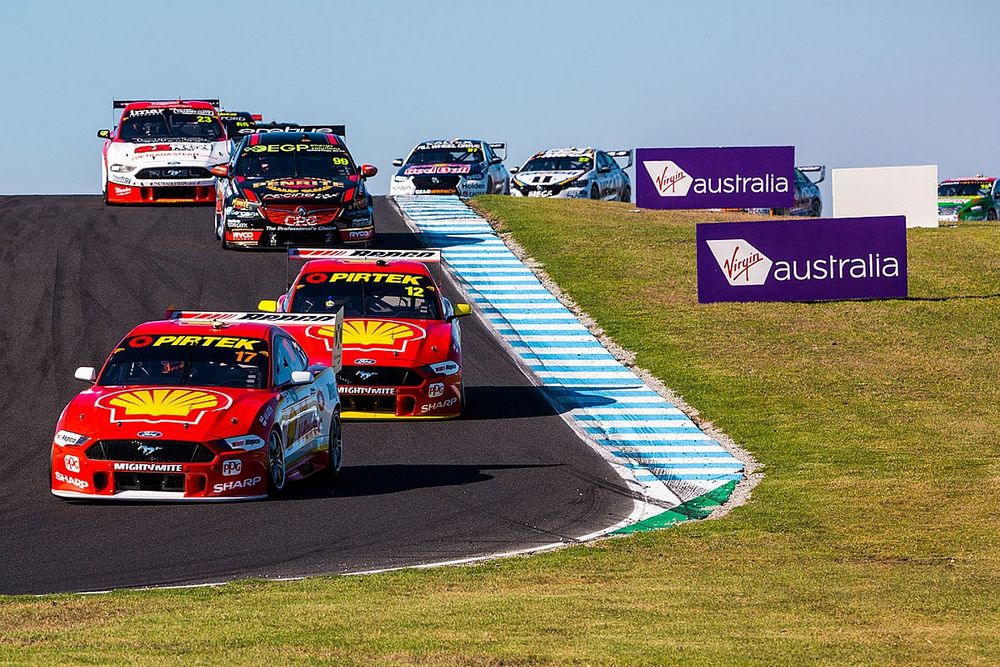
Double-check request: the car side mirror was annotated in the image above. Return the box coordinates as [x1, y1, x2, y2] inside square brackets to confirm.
[97, 129, 111, 139]
[257, 299, 278, 312]
[510, 166, 520, 174]
[449, 303, 472, 320]
[360, 164, 378, 178]
[392, 158, 403, 167]
[209, 164, 230, 178]
[74, 366, 97, 383]
[598, 165, 611, 173]
[289, 370, 313, 386]
[490, 156, 503, 165]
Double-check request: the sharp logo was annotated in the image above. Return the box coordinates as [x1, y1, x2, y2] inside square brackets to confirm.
[55, 471, 89, 490]
[213, 476, 262, 493]
[643, 160, 691, 197]
[705, 239, 773, 286]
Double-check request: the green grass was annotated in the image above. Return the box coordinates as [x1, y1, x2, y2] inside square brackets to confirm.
[3, 199, 999, 665]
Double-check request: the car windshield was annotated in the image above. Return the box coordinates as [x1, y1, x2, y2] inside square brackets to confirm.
[290, 272, 442, 319]
[118, 109, 224, 142]
[407, 148, 483, 165]
[99, 335, 269, 389]
[521, 156, 593, 172]
[938, 182, 991, 197]
[235, 144, 356, 179]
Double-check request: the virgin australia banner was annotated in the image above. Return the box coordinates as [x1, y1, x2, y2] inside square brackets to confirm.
[696, 216, 908, 303]
[636, 146, 795, 210]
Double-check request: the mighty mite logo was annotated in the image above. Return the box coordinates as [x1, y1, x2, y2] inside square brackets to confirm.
[96, 388, 233, 425]
[308, 320, 426, 354]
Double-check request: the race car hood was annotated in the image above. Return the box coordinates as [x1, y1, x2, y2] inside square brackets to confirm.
[397, 163, 483, 178]
[513, 169, 588, 186]
[938, 196, 984, 207]
[107, 140, 229, 166]
[239, 176, 351, 204]
[60, 385, 273, 442]
[289, 318, 455, 368]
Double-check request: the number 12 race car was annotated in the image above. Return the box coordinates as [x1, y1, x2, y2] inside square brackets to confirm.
[98, 99, 232, 205]
[212, 128, 378, 250]
[253, 248, 472, 420]
[51, 313, 344, 501]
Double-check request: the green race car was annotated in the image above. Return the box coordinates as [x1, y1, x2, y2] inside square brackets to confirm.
[938, 177, 999, 222]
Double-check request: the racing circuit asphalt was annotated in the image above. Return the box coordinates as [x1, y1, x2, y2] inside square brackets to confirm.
[0, 195, 636, 595]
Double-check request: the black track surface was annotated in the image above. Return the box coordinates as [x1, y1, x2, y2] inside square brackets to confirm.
[0, 196, 635, 595]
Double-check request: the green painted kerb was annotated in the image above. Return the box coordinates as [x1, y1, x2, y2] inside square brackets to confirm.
[614, 480, 738, 534]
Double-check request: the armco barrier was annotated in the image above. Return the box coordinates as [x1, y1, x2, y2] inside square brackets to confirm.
[393, 195, 744, 530]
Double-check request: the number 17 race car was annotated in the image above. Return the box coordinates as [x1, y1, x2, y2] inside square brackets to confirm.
[51, 312, 344, 501]
[251, 248, 472, 420]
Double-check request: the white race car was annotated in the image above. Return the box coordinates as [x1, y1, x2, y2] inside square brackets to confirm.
[389, 139, 510, 197]
[510, 148, 632, 201]
[98, 99, 231, 204]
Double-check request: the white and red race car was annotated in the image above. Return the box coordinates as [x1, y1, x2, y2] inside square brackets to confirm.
[98, 99, 231, 204]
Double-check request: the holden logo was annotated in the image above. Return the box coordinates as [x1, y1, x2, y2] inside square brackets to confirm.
[643, 160, 692, 197]
[431, 177, 440, 184]
[296, 206, 307, 217]
[137, 444, 162, 457]
[705, 239, 773, 286]
[137, 431, 162, 438]
[355, 358, 377, 365]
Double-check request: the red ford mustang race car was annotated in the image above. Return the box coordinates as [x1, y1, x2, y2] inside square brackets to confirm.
[253, 248, 472, 420]
[98, 99, 232, 205]
[51, 314, 343, 502]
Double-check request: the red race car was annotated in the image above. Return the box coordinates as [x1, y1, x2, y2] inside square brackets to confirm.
[51, 313, 343, 502]
[254, 248, 472, 420]
[98, 99, 231, 205]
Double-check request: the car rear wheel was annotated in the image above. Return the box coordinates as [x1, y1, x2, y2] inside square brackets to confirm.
[326, 411, 343, 479]
[621, 185, 631, 203]
[591, 184, 600, 200]
[988, 209, 998, 221]
[811, 200, 822, 217]
[267, 429, 287, 497]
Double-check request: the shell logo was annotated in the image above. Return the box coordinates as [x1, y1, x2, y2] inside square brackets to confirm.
[308, 319, 425, 354]
[96, 388, 233, 425]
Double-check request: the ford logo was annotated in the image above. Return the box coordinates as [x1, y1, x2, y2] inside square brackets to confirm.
[355, 358, 377, 365]
[137, 431, 162, 438]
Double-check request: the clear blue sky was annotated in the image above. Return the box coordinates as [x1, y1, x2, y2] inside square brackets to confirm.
[1, 0, 996, 198]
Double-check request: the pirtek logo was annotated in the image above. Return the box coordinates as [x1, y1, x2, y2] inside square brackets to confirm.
[705, 239, 772, 286]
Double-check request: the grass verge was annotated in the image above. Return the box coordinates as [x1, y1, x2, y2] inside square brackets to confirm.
[2, 198, 998, 665]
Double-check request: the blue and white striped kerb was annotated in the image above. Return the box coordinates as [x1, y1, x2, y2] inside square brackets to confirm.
[394, 195, 743, 515]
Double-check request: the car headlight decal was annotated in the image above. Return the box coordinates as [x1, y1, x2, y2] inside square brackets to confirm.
[54, 430, 90, 447]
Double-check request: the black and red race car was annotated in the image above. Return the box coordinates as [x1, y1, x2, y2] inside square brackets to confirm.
[211, 128, 377, 250]
[51, 313, 344, 501]
[255, 248, 472, 420]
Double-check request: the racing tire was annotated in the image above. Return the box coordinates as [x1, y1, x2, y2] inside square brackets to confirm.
[459, 382, 467, 417]
[621, 185, 631, 203]
[590, 184, 600, 200]
[811, 201, 822, 218]
[267, 429, 287, 498]
[988, 209, 998, 221]
[326, 410, 343, 479]
[486, 178, 493, 195]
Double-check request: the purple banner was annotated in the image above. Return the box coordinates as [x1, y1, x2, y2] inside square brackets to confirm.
[696, 216, 908, 303]
[636, 146, 795, 210]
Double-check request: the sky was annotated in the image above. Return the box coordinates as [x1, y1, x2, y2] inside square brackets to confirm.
[1, 0, 997, 200]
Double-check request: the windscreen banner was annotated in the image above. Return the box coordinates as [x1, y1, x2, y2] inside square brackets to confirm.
[637, 146, 795, 210]
[696, 216, 908, 303]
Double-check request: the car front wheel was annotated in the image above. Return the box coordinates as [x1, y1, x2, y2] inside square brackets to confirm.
[326, 411, 343, 479]
[267, 429, 287, 497]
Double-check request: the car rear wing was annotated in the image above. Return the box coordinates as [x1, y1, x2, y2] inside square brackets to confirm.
[798, 165, 826, 184]
[165, 309, 344, 373]
[488, 142, 507, 160]
[247, 122, 346, 137]
[607, 149, 634, 169]
[287, 248, 442, 262]
[219, 110, 262, 139]
[113, 99, 220, 109]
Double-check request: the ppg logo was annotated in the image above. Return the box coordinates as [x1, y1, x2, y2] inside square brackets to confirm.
[222, 459, 243, 477]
